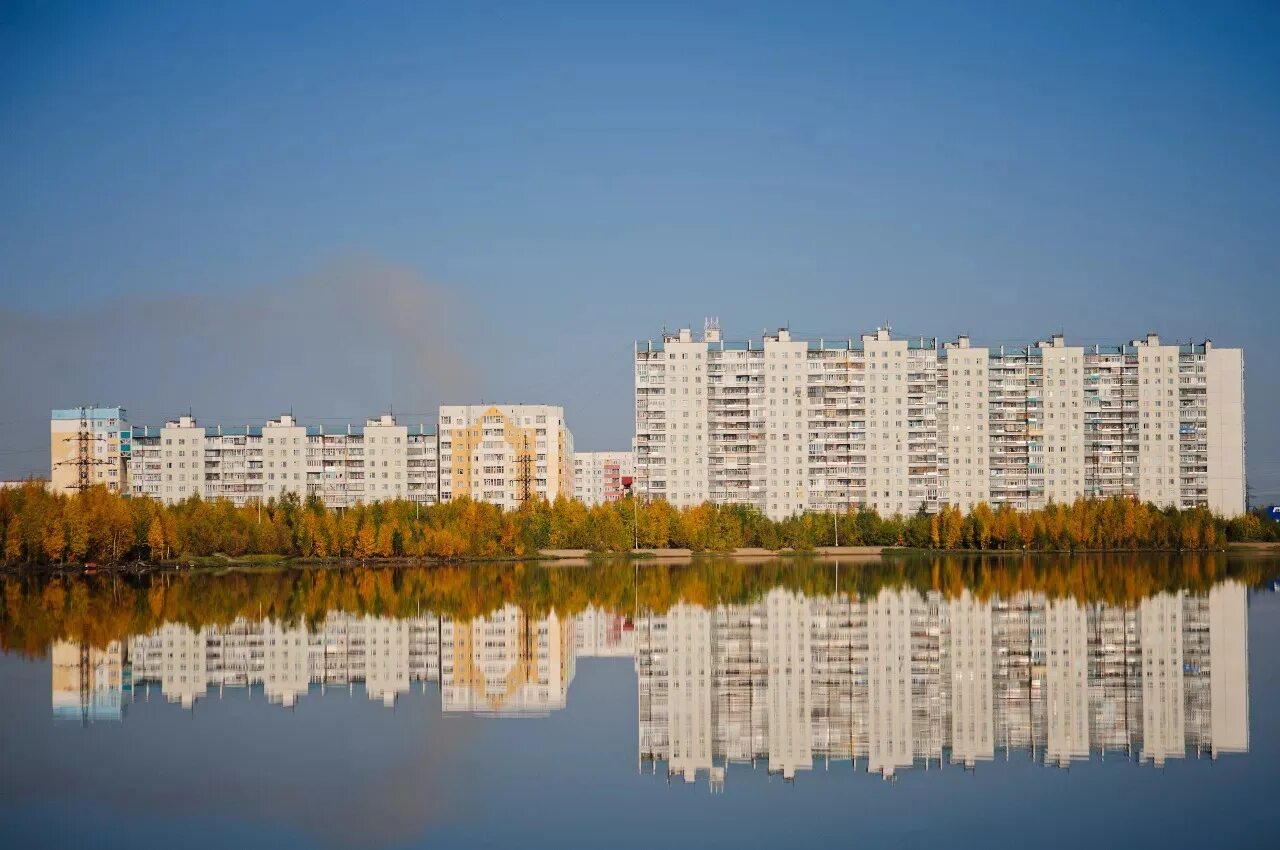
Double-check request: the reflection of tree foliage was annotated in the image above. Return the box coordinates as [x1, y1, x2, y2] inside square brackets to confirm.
[3, 553, 1274, 656]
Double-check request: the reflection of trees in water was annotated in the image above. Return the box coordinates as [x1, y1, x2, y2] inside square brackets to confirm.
[1, 552, 1274, 656]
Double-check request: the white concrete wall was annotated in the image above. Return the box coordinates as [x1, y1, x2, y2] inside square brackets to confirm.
[661, 333, 710, 508]
[159, 416, 204, 502]
[863, 329, 914, 516]
[363, 415, 409, 502]
[1041, 339, 1086, 505]
[941, 339, 990, 510]
[763, 330, 809, 518]
[1206, 346, 1245, 515]
[1138, 338, 1182, 507]
[262, 415, 308, 503]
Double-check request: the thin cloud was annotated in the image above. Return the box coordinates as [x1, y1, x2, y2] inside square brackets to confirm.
[0, 258, 478, 477]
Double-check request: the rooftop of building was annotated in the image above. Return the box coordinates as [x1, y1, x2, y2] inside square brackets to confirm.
[51, 406, 126, 421]
[126, 420, 436, 439]
[636, 327, 1224, 357]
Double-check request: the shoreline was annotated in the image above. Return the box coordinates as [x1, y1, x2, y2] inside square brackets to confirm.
[3, 541, 1276, 576]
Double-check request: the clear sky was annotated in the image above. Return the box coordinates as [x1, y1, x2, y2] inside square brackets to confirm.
[2, 1, 1278, 500]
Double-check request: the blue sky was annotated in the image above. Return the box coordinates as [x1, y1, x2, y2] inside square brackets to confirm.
[2, 1, 1278, 500]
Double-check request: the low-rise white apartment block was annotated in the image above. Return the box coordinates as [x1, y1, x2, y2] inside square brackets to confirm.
[73, 403, 577, 511]
[438, 404, 574, 508]
[126, 413, 438, 508]
[636, 324, 1246, 519]
[573, 450, 634, 506]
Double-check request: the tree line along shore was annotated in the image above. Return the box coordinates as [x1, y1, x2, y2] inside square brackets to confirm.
[2, 481, 1277, 568]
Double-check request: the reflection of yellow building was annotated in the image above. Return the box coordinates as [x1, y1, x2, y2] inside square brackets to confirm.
[438, 405, 574, 509]
[440, 605, 576, 716]
[51, 640, 126, 722]
[118, 609, 576, 716]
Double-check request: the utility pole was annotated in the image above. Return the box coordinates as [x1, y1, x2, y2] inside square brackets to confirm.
[517, 432, 534, 506]
[55, 406, 114, 492]
[79, 638, 90, 727]
[622, 475, 638, 550]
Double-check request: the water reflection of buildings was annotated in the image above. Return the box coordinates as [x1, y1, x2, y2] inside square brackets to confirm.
[46, 584, 1250, 787]
[441, 607, 574, 716]
[51, 605, 637, 719]
[51, 640, 128, 723]
[636, 582, 1251, 787]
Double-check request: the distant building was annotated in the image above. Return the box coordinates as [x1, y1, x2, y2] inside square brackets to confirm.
[635, 324, 1247, 520]
[438, 404, 574, 508]
[126, 413, 437, 508]
[0, 479, 45, 490]
[573, 450, 634, 506]
[49, 407, 129, 495]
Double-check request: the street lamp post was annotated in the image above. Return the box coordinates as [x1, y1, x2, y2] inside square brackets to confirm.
[623, 476, 637, 550]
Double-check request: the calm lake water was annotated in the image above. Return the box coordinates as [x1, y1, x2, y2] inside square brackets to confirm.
[2, 553, 1278, 849]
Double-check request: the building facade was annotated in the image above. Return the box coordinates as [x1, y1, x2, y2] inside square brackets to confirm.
[636, 324, 1246, 519]
[60, 403, 583, 511]
[49, 407, 130, 495]
[126, 413, 438, 508]
[572, 450, 635, 506]
[438, 404, 574, 508]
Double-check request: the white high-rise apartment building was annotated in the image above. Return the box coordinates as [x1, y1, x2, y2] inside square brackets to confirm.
[437, 404, 574, 508]
[636, 325, 940, 519]
[573, 450, 634, 506]
[635, 324, 1246, 519]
